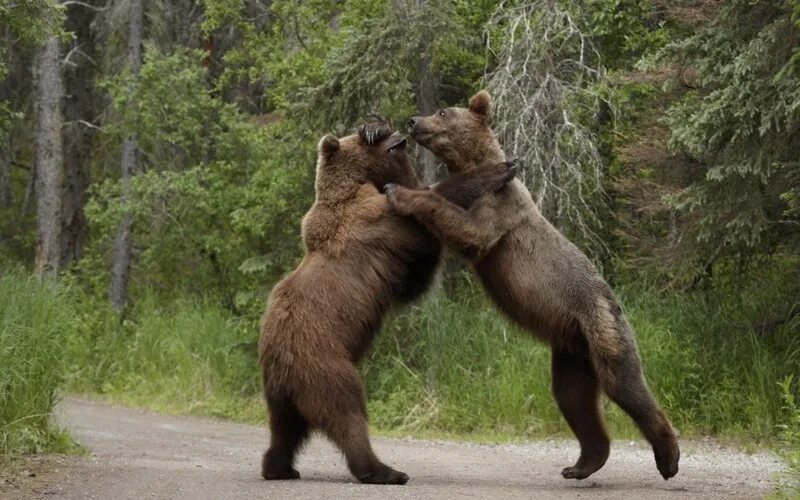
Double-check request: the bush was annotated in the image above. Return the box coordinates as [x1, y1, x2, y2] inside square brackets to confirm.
[66, 295, 263, 422]
[364, 263, 800, 441]
[62, 262, 800, 448]
[0, 270, 75, 458]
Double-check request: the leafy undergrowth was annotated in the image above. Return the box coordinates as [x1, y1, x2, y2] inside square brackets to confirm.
[772, 376, 800, 496]
[0, 271, 80, 464]
[63, 263, 800, 453]
[65, 294, 265, 424]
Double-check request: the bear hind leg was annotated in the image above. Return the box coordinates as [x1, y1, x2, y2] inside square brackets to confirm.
[262, 394, 309, 480]
[298, 364, 409, 485]
[599, 338, 679, 480]
[552, 346, 611, 480]
[326, 412, 409, 485]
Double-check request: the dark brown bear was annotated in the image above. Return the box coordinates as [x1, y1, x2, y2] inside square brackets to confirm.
[259, 122, 514, 485]
[385, 92, 680, 481]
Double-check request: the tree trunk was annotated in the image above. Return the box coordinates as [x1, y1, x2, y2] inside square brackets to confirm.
[61, 1, 96, 268]
[33, 36, 64, 278]
[22, 161, 36, 217]
[109, 0, 143, 312]
[0, 48, 16, 208]
[414, 21, 443, 291]
[0, 137, 11, 207]
[415, 49, 439, 185]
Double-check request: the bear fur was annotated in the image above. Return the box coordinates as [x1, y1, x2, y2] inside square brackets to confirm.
[385, 92, 680, 481]
[259, 121, 514, 484]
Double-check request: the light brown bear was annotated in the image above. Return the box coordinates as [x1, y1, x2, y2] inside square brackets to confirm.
[384, 92, 680, 481]
[259, 122, 515, 485]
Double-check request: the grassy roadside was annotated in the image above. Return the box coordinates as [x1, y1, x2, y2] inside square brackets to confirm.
[2, 264, 797, 491]
[0, 270, 78, 465]
[63, 265, 799, 445]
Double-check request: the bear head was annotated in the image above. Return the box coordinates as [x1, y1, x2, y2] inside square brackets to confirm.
[406, 90, 504, 173]
[314, 121, 417, 201]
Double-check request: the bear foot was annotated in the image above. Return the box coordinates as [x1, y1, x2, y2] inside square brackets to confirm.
[262, 465, 300, 480]
[561, 465, 595, 480]
[655, 444, 679, 480]
[262, 452, 300, 480]
[560, 452, 608, 480]
[357, 464, 409, 485]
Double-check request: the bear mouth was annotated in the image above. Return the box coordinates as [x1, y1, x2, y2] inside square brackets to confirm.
[409, 127, 433, 146]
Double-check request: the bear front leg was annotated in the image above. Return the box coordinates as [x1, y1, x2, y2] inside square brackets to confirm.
[384, 184, 500, 260]
[433, 160, 517, 210]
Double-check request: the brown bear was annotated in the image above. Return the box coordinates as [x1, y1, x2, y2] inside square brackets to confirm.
[259, 121, 515, 485]
[384, 91, 680, 481]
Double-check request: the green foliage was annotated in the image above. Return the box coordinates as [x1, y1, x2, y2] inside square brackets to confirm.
[100, 49, 233, 166]
[271, 0, 491, 131]
[365, 263, 800, 439]
[87, 49, 315, 311]
[658, 0, 800, 265]
[0, 270, 77, 458]
[199, 0, 244, 34]
[365, 290, 557, 436]
[242, 0, 339, 113]
[0, 0, 65, 185]
[775, 375, 800, 492]
[0, 0, 64, 56]
[1, 1, 799, 481]
[778, 0, 800, 78]
[66, 294, 263, 421]
[61, 263, 800, 448]
[586, 0, 668, 68]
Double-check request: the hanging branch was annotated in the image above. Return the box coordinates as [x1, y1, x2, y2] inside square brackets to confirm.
[484, 0, 607, 248]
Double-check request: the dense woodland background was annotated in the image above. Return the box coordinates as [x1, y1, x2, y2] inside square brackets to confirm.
[1, 0, 799, 487]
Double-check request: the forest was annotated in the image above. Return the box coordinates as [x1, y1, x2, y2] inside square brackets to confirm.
[1, 0, 799, 490]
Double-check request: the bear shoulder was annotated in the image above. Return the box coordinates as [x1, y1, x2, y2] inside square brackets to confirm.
[301, 184, 388, 253]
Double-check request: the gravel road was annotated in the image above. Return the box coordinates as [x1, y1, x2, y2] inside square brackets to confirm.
[0, 397, 786, 499]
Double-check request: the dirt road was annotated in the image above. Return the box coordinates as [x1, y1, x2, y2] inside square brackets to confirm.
[0, 398, 786, 499]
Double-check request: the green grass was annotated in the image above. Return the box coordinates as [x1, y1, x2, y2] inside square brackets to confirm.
[773, 376, 800, 495]
[62, 262, 800, 454]
[65, 295, 264, 422]
[363, 267, 800, 442]
[0, 270, 77, 461]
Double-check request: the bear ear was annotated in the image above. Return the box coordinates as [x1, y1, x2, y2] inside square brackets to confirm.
[468, 90, 492, 125]
[318, 134, 340, 158]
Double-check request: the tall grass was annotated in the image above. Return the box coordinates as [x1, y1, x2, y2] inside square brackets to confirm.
[0, 270, 75, 458]
[63, 263, 799, 448]
[364, 264, 800, 441]
[66, 296, 263, 422]
[775, 375, 800, 494]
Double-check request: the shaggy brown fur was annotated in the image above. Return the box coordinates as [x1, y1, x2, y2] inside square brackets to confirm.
[259, 122, 514, 485]
[385, 92, 680, 481]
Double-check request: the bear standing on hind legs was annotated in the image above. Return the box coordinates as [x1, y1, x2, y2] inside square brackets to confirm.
[259, 122, 515, 485]
[385, 91, 680, 481]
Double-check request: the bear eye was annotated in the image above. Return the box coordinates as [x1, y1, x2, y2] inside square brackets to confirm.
[437, 109, 446, 117]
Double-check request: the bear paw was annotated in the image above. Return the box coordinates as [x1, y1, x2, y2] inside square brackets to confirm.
[357, 465, 409, 485]
[384, 183, 414, 215]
